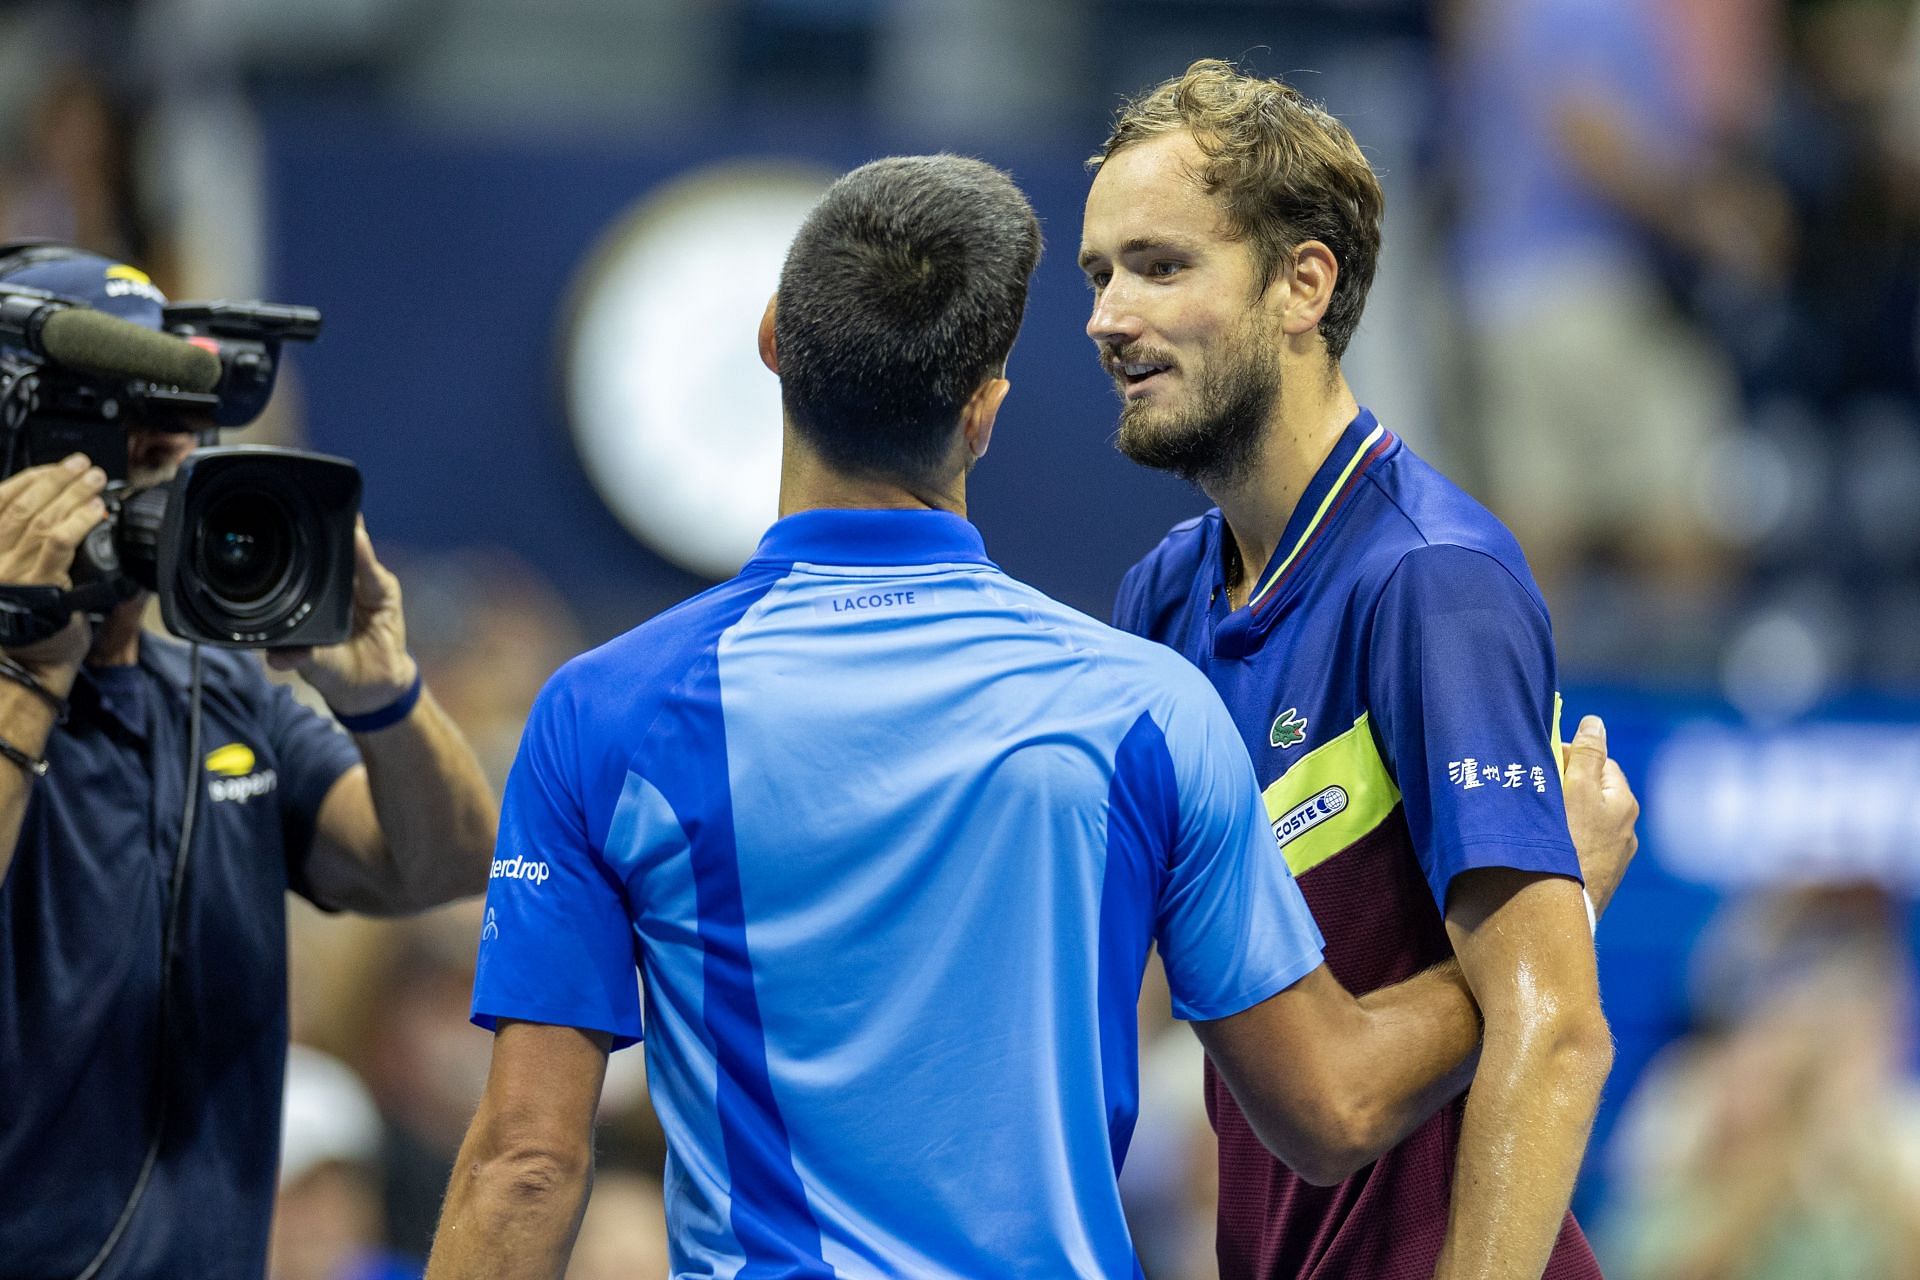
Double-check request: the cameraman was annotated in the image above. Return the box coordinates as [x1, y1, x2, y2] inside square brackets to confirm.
[0, 256, 498, 1279]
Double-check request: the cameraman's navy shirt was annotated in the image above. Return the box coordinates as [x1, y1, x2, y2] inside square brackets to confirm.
[0, 635, 360, 1279]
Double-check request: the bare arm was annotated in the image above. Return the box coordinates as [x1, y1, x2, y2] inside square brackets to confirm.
[1196, 716, 1638, 1189]
[1195, 960, 1482, 1186]
[0, 457, 108, 887]
[278, 520, 496, 914]
[303, 684, 497, 914]
[0, 670, 72, 887]
[426, 1020, 609, 1280]
[1434, 868, 1612, 1280]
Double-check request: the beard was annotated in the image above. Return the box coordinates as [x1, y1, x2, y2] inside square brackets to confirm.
[1112, 324, 1280, 490]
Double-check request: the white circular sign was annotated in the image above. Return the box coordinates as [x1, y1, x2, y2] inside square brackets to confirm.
[565, 162, 834, 580]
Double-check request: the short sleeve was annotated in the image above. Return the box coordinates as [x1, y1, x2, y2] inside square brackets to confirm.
[1148, 676, 1325, 1021]
[470, 675, 645, 1048]
[261, 678, 362, 896]
[1368, 545, 1579, 911]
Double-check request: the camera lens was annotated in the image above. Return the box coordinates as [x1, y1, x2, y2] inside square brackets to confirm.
[156, 447, 359, 648]
[196, 488, 298, 608]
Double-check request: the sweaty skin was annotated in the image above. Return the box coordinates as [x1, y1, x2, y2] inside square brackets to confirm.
[1082, 129, 1617, 1279]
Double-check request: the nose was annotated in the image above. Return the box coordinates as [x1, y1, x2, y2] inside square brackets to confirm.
[1086, 278, 1144, 348]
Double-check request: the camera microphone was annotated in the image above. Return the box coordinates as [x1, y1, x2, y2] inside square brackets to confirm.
[0, 290, 221, 392]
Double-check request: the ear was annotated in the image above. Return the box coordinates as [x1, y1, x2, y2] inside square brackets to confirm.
[758, 293, 780, 374]
[1276, 241, 1338, 339]
[961, 375, 1011, 462]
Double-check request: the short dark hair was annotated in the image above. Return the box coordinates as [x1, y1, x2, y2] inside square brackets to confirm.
[775, 155, 1042, 483]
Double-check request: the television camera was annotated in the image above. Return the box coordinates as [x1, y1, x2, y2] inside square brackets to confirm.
[0, 243, 359, 649]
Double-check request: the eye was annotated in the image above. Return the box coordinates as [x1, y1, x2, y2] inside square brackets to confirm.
[1085, 270, 1111, 291]
[1147, 260, 1183, 279]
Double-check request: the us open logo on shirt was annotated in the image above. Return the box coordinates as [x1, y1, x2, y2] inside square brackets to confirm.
[204, 743, 279, 804]
[1272, 785, 1348, 850]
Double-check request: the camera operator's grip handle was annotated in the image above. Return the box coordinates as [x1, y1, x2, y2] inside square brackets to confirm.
[38, 309, 221, 392]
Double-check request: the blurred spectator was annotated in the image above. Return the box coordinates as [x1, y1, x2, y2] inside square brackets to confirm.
[1760, 0, 1920, 412]
[394, 547, 587, 789]
[565, 1170, 671, 1280]
[0, 63, 173, 286]
[1598, 883, 1920, 1278]
[1706, 0, 1920, 698]
[1119, 1019, 1217, 1280]
[273, 1045, 417, 1280]
[1442, 0, 1744, 601]
[352, 903, 496, 1259]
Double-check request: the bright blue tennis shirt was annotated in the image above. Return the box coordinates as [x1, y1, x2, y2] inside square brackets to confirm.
[471, 507, 1324, 1278]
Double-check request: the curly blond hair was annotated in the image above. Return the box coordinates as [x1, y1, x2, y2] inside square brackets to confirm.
[1091, 59, 1383, 361]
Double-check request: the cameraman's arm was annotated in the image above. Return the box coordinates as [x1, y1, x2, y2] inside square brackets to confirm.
[0, 671, 72, 887]
[306, 687, 496, 914]
[278, 522, 496, 914]
[0, 456, 106, 887]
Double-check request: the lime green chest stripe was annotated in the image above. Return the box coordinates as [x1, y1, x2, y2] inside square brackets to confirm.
[1261, 712, 1401, 878]
[1262, 693, 1568, 880]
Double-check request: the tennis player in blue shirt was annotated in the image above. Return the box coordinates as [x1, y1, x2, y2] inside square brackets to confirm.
[425, 155, 1638, 1279]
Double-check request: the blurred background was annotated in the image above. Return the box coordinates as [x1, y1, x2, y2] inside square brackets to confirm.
[4, 0, 1919, 1275]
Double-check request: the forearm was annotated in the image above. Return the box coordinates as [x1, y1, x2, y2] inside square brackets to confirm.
[352, 687, 497, 908]
[1201, 962, 1483, 1185]
[1339, 961, 1483, 1160]
[0, 667, 74, 887]
[426, 1126, 593, 1280]
[1435, 1013, 1612, 1280]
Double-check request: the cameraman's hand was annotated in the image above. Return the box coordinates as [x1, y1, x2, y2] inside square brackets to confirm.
[1562, 715, 1640, 920]
[266, 518, 416, 717]
[0, 454, 108, 673]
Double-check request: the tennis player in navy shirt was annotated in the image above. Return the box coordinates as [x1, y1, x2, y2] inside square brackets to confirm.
[427, 155, 1639, 1279]
[1085, 61, 1630, 1279]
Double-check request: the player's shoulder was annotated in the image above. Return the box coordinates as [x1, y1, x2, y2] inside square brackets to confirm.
[1362, 444, 1547, 614]
[540, 566, 787, 732]
[993, 571, 1226, 711]
[1122, 510, 1213, 588]
[1115, 509, 1216, 635]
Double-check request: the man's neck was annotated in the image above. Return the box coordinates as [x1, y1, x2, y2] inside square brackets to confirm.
[777, 434, 967, 519]
[1206, 367, 1360, 609]
[85, 598, 147, 668]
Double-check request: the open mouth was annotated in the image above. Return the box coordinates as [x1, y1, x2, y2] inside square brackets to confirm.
[1115, 360, 1173, 395]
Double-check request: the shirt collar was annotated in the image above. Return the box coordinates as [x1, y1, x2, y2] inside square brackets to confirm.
[1243, 407, 1392, 613]
[1209, 407, 1396, 658]
[747, 507, 994, 569]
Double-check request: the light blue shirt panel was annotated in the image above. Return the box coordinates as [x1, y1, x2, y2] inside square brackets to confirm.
[601, 771, 736, 1273]
[1148, 657, 1328, 1022]
[717, 563, 1132, 1277]
[989, 577, 1325, 1023]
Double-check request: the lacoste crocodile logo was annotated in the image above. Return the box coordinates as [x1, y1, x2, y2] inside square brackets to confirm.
[1270, 708, 1309, 750]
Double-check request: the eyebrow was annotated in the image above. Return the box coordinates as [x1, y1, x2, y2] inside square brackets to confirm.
[1077, 237, 1189, 271]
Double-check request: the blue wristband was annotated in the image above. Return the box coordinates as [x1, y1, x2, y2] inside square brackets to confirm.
[333, 667, 423, 734]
